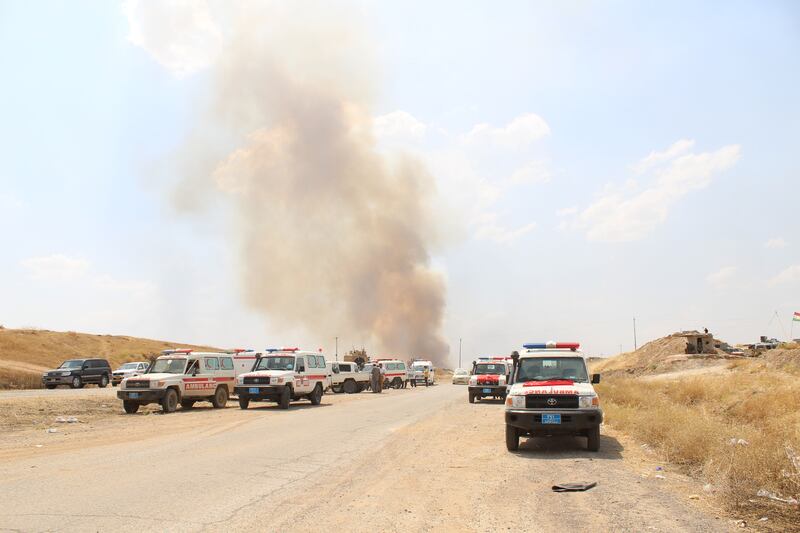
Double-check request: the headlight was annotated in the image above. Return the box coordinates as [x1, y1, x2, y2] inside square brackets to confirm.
[506, 395, 525, 408]
[498, 375, 506, 385]
[579, 395, 599, 408]
[275, 377, 285, 384]
[469, 377, 477, 386]
[60, 371, 72, 376]
[154, 380, 165, 388]
[237, 377, 244, 385]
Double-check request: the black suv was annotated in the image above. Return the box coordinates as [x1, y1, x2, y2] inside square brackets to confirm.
[42, 359, 112, 389]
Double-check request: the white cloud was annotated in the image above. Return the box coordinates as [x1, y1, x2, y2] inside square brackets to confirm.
[509, 160, 551, 185]
[765, 237, 788, 249]
[707, 266, 737, 288]
[0, 192, 26, 211]
[122, 0, 222, 77]
[21, 254, 90, 281]
[632, 139, 695, 174]
[768, 264, 800, 286]
[474, 213, 537, 244]
[571, 143, 741, 242]
[463, 113, 550, 149]
[557, 206, 578, 217]
[374, 111, 428, 143]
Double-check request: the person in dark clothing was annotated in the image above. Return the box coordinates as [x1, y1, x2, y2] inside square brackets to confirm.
[370, 365, 382, 393]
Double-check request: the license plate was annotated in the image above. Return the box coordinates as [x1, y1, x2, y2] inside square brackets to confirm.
[542, 413, 561, 424]
[248, 387, 260, 394]
[482, 388, 492, 394]
[129, 392, 139, 399]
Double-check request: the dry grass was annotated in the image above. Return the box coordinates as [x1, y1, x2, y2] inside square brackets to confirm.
[0, 368, 43, 390]
[597, 360, 800, 524]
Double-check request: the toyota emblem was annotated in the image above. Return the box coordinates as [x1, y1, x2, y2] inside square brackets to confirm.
[546, 397, 557, 406]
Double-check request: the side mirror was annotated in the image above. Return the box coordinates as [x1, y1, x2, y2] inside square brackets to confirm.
[82, 364, 90, 370]
[591, 373, 601, 384]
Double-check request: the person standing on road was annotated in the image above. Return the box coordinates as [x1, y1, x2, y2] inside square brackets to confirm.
[423, 367, 430, 387]
[370, 364, 382, 393]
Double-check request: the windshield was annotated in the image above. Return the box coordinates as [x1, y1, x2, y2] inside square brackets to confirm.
[151, 358, 187, 374]
[454, 369, 468, 375]
[119, 363, 139, 370]
[255, 356, 295, 371]
[474, 363, 505, 375]
[59, 360, 84, 369]
[515, 357, 588, 383]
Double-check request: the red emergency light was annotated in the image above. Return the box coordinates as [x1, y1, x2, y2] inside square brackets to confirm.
[280, 347, 299, 352]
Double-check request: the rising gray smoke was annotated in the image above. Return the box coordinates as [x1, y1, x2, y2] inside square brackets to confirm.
[174, 3, 449, 363]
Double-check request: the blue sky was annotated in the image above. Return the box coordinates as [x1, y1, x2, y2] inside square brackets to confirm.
[1, 1, 798, 363]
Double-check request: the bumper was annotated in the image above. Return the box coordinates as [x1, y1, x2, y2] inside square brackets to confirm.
[505, 409, 603, 435]
[469, 385, 507, 396]
[111, 374, 131, 384]
[42, 375, 74, 385]
[235, 385, 287, 400]
[117, 389, 166, 403]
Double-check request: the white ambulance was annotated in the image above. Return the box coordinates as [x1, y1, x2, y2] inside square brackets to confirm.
[410, 359, 436, 386]
[117, 349, 258, 414]
[504, 342, 602, 452]
[374, 358, 408, 389]
[234, 348, 329, 409]
[468, 356, 512, 403]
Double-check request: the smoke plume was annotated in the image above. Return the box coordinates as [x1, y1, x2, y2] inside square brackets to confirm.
[171, 3, 448, 363]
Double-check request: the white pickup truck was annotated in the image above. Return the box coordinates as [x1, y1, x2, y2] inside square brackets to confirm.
[327, 361, 370, 394]
[234, 349, 329, 409]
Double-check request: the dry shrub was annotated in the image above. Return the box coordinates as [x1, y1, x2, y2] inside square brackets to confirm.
[597, 370, 800, 524]
[0, 368, 43, 389]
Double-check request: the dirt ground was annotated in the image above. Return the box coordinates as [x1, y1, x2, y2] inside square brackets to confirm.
[0, 385, 758, 532]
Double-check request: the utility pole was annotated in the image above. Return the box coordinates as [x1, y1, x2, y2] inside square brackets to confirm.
[335, 337, 338, 361]
[633, 317, 638, 351]
[458, 338, 462, 368]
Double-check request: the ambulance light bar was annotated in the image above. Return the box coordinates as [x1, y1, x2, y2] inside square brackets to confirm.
[161, 349, 192, 355]
[523, 342, 580, 350]
[280, 347, 299, 352]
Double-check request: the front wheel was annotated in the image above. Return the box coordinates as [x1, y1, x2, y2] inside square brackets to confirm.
[99, 374, 109, 388]
[279, 386, 291, 409]
[238, 397, 250, 409]
[468, 392, 475, 403]
[161, 388, 178, 413]
[211, 386, 228, 409]
[309, 384, 323, 405]
[123, 401, 140, 414]
[343, 380, 357, 394]
[587, 426, 600, 452]
[70, 376, 82, 389]
[505, 425, 519, 451]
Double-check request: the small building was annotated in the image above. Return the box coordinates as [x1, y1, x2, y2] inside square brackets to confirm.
[675, 331, 716, 355]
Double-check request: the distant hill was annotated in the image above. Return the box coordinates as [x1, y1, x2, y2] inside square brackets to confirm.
[0, 327, 220, 388]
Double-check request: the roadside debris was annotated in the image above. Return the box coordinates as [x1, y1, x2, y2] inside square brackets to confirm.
[734, 519, 747, 528]
[688, 494, 700, 500]
[46, 428, 58, 433]
[55, 416, 79, 423]
[728, 438, 749, 446]
[756, 489, 799, 505]
[551, 481, 597, 492]
[655, 474, 666, 480]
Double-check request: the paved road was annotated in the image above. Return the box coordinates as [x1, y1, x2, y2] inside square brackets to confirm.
[0, 385, 457, 532]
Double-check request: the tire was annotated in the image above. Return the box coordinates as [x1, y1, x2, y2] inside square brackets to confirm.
[309, 383, 323, 405]
[123, 401, 140, 414]
[355, 383, 365, 393]
[211, 386, 228, 409]
[392, 378, 403, 389]
[238, 397, 250, 409]
[469, 391, 475, 404]
[505, 424, 519, 451]
[279, 386, 291, 409]
[180, 400, 196, 409]
[587, 426, 600, 452]
[45, 384, 57, 389]
[161, 388, 178, 413]
[343, 379, 357, 394]
[331, 384, 343, 394]
[70, 376, 82, 389]
[99, 374, 109, 388]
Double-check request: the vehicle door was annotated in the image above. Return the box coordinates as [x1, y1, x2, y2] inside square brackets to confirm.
[291, 356, 308, 394]
[316, 355, 329, 389]
[183, 358, 209, 398]
[218, 356, 236, 392]
[83, 360, 99, 383]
